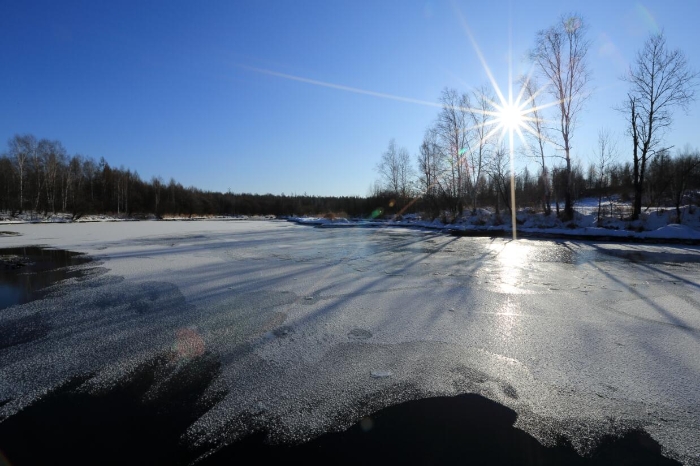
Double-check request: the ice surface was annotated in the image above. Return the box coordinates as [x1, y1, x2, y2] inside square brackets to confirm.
[1, 221, 700, 463]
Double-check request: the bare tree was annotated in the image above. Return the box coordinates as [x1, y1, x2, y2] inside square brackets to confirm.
[417, 128, 442, 214]
[42, 140, 66, 214]
[487, 144, 512, 218]
[669, 147, 700, 222]
[65, 155, 84, 213]
[396, 147, 415, 201]
[376, 139, 414, 203]
[622, 32, 698, 220]
[531, 14, 591, 219]
[645, 149, 673, 209]
[8, 134, 36, 213]
[521, 76, 552, 215]
[435, 88, 471, 215]
[32, 139, 48, 213]
[466, 85, 494, 214]
[594, 129, 617, 223]
[152, 176, 163, 217]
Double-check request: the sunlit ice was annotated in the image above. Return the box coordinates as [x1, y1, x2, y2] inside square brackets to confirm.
[488, 240, 534, 295]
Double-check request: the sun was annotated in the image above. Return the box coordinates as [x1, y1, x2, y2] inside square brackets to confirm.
[493, 99, 529, 135]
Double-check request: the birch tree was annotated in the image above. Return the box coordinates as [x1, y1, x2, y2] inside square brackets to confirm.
[521, 77, 552, 215]
[435, 88, 471, 215]
[531, 14, 591, 219]
[8, 134, 36, 213]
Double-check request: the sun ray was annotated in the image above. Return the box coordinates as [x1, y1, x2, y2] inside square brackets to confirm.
[452, 4, 509, 109]
[515, 66, 538, 109]
[236, 64, 449, 110]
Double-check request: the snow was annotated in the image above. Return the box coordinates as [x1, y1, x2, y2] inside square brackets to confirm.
[4, 198, 700, 243]
[285, 202, 700, 245]
[642, 224, 700, 239]
[1, 221, 700, 462]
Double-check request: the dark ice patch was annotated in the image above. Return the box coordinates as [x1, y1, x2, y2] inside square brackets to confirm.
[501, 382, 519, 399]
[0, 313, 50, 349]
[272, 326, 293, 338]
[0, 246, 93, 310]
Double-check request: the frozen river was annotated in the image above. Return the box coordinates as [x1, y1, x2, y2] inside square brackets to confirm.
[1, 220, 699, 464]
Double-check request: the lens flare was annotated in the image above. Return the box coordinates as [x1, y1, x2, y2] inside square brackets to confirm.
[172, 327, 205, 360]
[636, 3, 660, 33]
[370, 208, 384, 219]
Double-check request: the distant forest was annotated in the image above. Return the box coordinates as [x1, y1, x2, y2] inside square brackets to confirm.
[1, 133, 698, 221]
[0, 134, 375, 218]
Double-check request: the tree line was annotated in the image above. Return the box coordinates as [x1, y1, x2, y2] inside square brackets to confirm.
[378, 142, 700, 221]
[0, 135, 377, 219]
[1, 133, 697, 223]
[376, 18, 699, 222]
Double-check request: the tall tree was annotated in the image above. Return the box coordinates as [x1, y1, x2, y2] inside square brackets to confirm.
[466, 85, 494, 214]
[417, 128, 442, 215]
[151, 176, 163, 218]
[41, 140, 66, 213]
[531, 14, 591, 219]
[521, 76, 552, 215]
[487, 144, 512, 217]
[8, 134, 36, 213]
[622, 32, 698, 219]
[435, 88, 470, 215]
[376, 139, 414, 204]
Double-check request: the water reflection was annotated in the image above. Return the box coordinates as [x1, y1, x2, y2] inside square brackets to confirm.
[0, 246, 92, 310]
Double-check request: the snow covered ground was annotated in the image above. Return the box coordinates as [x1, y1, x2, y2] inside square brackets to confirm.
[4, 197, 700, 243]
[1, 221, 700, 463]
[290, 200, 700, 242]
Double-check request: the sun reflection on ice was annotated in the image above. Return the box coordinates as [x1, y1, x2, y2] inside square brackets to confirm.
[488, 242, 530, 345]
[496, 298, 520, 342]
[490, 241, 533, 295]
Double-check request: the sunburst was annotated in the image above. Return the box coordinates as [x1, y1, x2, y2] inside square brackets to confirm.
[238, 7, 565, 239]
[453, 5, 563, 239]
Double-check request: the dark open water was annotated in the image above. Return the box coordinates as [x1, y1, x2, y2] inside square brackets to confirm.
[0, 246, 91, 310]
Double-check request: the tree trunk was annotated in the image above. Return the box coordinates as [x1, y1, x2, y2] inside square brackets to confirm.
[563, 151, 573, 219]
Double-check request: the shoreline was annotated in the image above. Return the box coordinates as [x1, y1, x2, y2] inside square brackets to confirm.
[3, 215, 700, 245]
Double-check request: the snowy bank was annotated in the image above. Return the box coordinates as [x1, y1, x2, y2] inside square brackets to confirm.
[289, 203, 700, 243]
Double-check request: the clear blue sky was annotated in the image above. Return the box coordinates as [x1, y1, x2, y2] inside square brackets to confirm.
[2, 1, 698, 196]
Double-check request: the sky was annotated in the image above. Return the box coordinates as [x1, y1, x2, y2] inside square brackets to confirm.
[1, 0, 699, 196]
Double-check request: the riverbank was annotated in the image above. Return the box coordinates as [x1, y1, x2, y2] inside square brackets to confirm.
[3, 203, 700, 244]
[289, 204, 700, 244]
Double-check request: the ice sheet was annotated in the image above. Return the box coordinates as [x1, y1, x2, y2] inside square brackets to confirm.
[1, 221, 699, 462]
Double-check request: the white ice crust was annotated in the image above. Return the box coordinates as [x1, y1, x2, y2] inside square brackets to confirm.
[1, 221, 699, 463]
